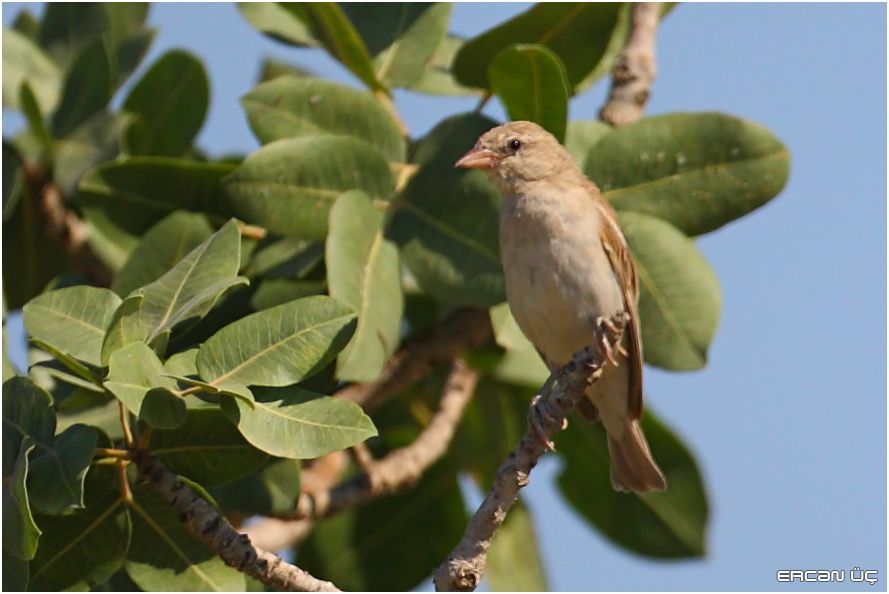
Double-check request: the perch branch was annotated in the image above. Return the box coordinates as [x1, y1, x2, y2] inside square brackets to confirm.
[432, 312, 630, 592]
[21, 163, 113, 287]
[599, 3, 662, 126]
[133, 451, 341, 592]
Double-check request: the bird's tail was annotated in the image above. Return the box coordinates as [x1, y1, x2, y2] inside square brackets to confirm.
[607, 419, 667, 493]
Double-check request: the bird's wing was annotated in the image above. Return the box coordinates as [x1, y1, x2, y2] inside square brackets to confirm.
[590, 189, 644, 419]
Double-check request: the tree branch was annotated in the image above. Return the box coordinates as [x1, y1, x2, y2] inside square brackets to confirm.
[133, 451, 341, 592]
[599, 3, 662, 126]
[432, 312, 630, 592]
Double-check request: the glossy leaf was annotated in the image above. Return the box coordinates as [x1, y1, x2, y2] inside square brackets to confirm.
[149, 407, 268, 486]
[28, 424, 98, 515]
[29, 471, 131, 590]
[620, 212, 721, 370]
[224, 135, 394, 240]
[237, 3, 317, 47]
[292, 3, 384, 91]
[210, 458, 301, 516]
[453, 3, 626, 90]
[489, 302, 549, 386]
[387, 113, 504, 306]
[112, 211, 214, 297]
[250, 279, 326, 311]
[300, 462, 465, 591]
[18, 82, 52, 156]
[2, 376, 55, 477]
[327, 191, 403, 382]
[556, 409, 709, 558]
[3, 439, 40, 561]
[2, 28, 61, 113]
[79, 157, 237, 235]
[222, 385, 376, 459]
[11, 9, 38, 40]
[489, 44, 569, 142]
[588, 112, 792, 235]
[51, 37, 113, 138]
[104, 343, 184, 429]
[408, 34, 476, 96]
[123, 50, 209, 157]
[486, 500, 548, 591]
[38, 3, 149, 68]
[342, 3, 451, 88]
[53, 111, 129, 197]
[2, 550, 28, 590]
[126, 483, 245, 592]
[23, 286, 121, 367]
[197, 295, 356, 387]
[257, 56, 315, 82]
[564, 120, 611, 164]
[242, 77, 405, 162]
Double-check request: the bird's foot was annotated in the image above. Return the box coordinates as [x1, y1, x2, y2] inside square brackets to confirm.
[528, 394, 567, 452]
[593, 316, 627, 367]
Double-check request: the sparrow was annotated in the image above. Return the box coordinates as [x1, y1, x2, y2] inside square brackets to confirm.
[456, 121, 666, 493]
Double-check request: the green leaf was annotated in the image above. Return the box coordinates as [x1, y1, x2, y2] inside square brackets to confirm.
[2, 549, 28, 590]
[38, 3, 148, 67]
[257, 56, 315, 82]
[51, 37, 113, 138]
[28, 424, 98, 515]
[3, 439, 40, 561]
[104, 343, 184, 429]
[489, 302, 549, 386]
[222, 385, 376, 459]
[241, 77, 405, 162]
[126, 483, 245, 592]
[588, 113, 791, 235]
[574, 3, 632, 91]
[486, 500, 548, 591]
[28, 339, 98, 387]
[453, 3, 626, 90]
[3, 376, 55, 476]
[163, 348, 199, 377]
[300, 462, 465, 591]
[210, 458, 301, 516]
[341, 3, 451, 88]
[112, 211, 214, 297]
[11, 10, 39, 40]
[556, 409, 709, 558]
[149, 407, 269, 486]
[407, 34, 476, 96]
[23, 286, 121, 367]
[123, 50, 209, 157]
[53, 111, 130, 197]
[2, 141, 24, 219]
[564, 119, 611, 164]
[620, 212, 721, 371]
[197, 295, 356, 388]
[224, 135, 394, 240]
[250, 279, 326, 311]
[244, 238, 323, 279]
[291, 3, 384, 91]
[237, 3, 318, 47]
[327, 191, 403, 382]
[387, 113, 504, 306]
[29, 470, 131, 590]
[2, 329, 18, 382]
[101, 220, 246, 362]
[489, 44, 569, 142]
[78, 157, 237, 235]
[56, 400, 124, 442]
[2, 28, 61, 113]
[18, 82, 52, 157]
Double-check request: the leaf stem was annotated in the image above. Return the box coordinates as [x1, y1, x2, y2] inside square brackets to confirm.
[95, 447, 130, 459]
[118, 401, 134, 449]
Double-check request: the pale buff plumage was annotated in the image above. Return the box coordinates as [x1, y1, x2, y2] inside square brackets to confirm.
[456, 121, 666, 493]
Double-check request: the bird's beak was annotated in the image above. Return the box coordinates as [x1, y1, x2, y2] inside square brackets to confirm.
[455, 147, 499, 170]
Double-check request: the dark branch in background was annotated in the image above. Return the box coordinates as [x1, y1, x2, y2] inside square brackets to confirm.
[432, 313, 630, 592]
[244, 360, 479, 549]
[599, 2, 662, 126]
[21, 163, 113, 287]
[133, 450, 341, 593]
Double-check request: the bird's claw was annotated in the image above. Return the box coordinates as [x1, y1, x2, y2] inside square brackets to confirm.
[594, 316, 624, 367]
[528, 394, 566, 452]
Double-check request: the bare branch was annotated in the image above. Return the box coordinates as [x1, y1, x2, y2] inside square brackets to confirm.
[133, 451, 341, 592]
[432, 312, 630, 592]
[599, 3, 662, 126]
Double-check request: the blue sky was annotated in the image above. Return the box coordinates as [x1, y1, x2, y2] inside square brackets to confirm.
[3, 3, 886, 591]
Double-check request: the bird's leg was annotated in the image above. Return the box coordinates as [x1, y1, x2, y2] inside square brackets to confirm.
[528, 394, 567, 452]
[593, 316, 626, 366]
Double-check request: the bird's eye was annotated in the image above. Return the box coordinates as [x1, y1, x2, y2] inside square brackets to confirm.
[508, 139, 521, 152]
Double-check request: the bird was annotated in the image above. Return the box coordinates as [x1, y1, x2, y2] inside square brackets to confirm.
[455, 121, 667, 493]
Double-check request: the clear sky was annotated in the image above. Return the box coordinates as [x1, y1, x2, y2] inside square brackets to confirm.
[3, 3, 886, 591]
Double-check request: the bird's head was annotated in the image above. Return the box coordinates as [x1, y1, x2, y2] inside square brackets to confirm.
[455, 121, 572, 193]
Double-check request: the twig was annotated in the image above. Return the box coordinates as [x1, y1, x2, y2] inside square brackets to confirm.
[432, 312, 630, 592]
[119, 402, 134, 449]
[133, 450, 341, 592]
[336, 307, 491, 410]
[21, 163, 113, 287]
[599, 3, 662, 126]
